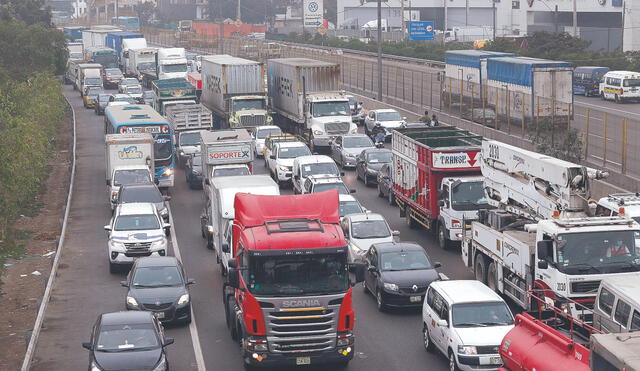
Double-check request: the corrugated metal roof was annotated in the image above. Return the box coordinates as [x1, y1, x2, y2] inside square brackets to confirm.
[269, 58, 337, 68]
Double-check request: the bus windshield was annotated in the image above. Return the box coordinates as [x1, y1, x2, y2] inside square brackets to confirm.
[154, 135, 172, 160]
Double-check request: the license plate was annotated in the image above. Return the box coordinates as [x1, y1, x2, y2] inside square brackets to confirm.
[490, 356, 502, 365]
[410, 295, 422, 303]
[154, 312, 165, 319]
[296, 357, 311, 365]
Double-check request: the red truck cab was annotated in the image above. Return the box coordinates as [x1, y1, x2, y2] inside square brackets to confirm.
[224, 190, 365, 369]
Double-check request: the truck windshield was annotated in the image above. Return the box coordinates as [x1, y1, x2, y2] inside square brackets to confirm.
[233, 99, 266, 111]
[555, 230, 640, 274]
[312, 101, 350, 117]
[162, 64, 187, 73]
[450, 181, 489, 211]
[114, 215, 160, 231]
[452, 302, 514, 327]
[301, 162, 339, 177]
[85, 77, 102, 85]
[245, 252, 349, 296]
[113, 169, 151, 186]
[69, 52, 83, 59]
[179, 132, 201, 146]
[154, 135, 172, 161]
[138, 62, 155, 72]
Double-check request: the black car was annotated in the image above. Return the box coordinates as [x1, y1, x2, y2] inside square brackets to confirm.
[95, 93, 111, 115]
[363, 242, 441, 311]
[377, 163, 395, 206]
[356, 148, 392, 186]
[185, 155, 203, 189]
[121, 257, 194, 325]
[116, 184, 170, 221]
[82, 311, 174, 371]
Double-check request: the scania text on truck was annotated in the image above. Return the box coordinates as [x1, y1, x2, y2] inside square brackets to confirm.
[141, 48, 188, 88]
[201, 55, 272, 129]
[223, 191, 365, 369]
[151, 78, 198, 116]
[461, 139, 640, 319]
[393, 127, 487, 250]
[267, 58, 357, 152]
[200, 129, 253, 188]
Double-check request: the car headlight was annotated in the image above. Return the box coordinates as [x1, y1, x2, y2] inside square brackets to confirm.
[163, 168, 173, 176]
[345, 153, 356, 158]
[458, 345, 478, 355]
[91, 361, 102, 371]
[160, 208, 168, 216]
[177, 293, 190, 305]
[126, 296, 139, 308]
[451, 219, 462, 228]
[152, 354, 167, 371]
[109, 240, 125, 251]
[313, 129, 324, 135]
[279, 165, 291, 172]
[179, 150, 185, 156]
[151, 238, 167, 248]
[266, 115, 273, 122]
[350, 128, 358, 134]
[383, 282, 399, 291]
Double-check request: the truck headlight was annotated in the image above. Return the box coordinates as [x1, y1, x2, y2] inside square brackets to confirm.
[163, 168, 173, 177]
[177, 293, 190, 305]
[126, 296, 139, 308]
[109, 241, 125, 251]
[458, 345, 478, 355]
[383, 282, 399, 291]
[244, 338, 268, 351]
[451, 220, 462, 228]
[313, 129, 324, 135]
[337, 334, 354, 346]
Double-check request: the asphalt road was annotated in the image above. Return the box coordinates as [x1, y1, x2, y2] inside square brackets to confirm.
[30, 84, 474, 371]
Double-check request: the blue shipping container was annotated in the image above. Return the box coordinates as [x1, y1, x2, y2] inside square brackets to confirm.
[105, 31, 143, 61]
[487, 56, 572, 87]
[445, 50, 516, 69]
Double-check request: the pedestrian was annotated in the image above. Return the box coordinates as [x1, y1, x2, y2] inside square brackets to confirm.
[430, 114, 439, 127]
[419, 110, 430, 122]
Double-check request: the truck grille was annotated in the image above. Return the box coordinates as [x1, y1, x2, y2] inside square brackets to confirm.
[265, 307, 337, 354]
[239, 114, 266, 127]
[325, 122, 350, 135]
[571, 281, 601, 294]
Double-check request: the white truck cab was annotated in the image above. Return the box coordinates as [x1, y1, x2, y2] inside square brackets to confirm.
[306, 94, 358, 151]
[597, 193, 640, 224]
[438, 176, 489, 243]
[292, 155, 341, 194]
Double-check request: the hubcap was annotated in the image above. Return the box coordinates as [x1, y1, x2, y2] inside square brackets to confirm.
[449, 354, 455, 371]
[423, 329, 429, 349]
[377, 291, 382, 307]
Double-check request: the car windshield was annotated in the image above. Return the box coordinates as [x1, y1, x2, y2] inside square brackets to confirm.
[85, 77, 102, 85]
[245, 252, 349, 296]
[98, 94, 111, 102]
[233, 99, 266, 111]
[96, 323, 159, 352]
[132, 266, 183, 287]
[377, 111, 402, 121]
[343, 136, 373, 148]
[278, 146, 311, 159]
[113, 169, 152, 187]
[114, 96, 136, 103]
[163, 63, 187, 73]
[339, 200, 363, 217]
[452, 302, 514, 327]
[450, 181, 489, 211]
[380, 251, 432, 271]
[623, 79, 640, 87]
[179, 132, 201, 146]
[256, 128, 282, 139]
[314, 183, 349, 195]
[366, 151, 392, 163]
[213, 167, 250, 177]
[312, 101, 350, 117]
[121, 187, 163, 203]
[351, 220, 390, 239]
[122, 79, 138, 86]
[555, 230, 640, 274]
[87, 87, 102, 96]
[301, 162, 339, 177]
[105, 69, 122, 76]
[114, 214, 160, 231]
[143, 91, 155, 98]
[126, 86, 142, 94]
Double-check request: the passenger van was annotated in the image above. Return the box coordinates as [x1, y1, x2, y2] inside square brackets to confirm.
[593, 274, 640, 333]
[573, 66, 609, 96]
[599, 70, 640, 103]
[596, 193, 640, 224]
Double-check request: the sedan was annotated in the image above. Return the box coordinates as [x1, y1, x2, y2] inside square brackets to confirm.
[330, 134, 375, 169]
[363, 242, 441, 311]
[83, 86, 103, 109]
[121, 257, 194, 325]
[377, 163, 396, 206]
[342, 213, 398, 263]
[122, 84, 143, 102]
[356, 148, 392, 186]
[118, 77, 141, 93]
[82, 311, 173, 371]
[185, 155, 203, 189]
[107, 93, 137, 107]
[116, 183, 171, 221]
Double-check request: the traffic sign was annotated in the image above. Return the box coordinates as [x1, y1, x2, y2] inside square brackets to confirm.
[317, 25, 328, 35]
[303, 0, 323, 28]
[408, 21, 435, 40]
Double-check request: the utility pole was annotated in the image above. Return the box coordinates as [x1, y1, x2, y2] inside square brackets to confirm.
[237, 0, 242, 22]
[401, 0, 406, 40]
[554, 5, 558, 33]
[621, 1, 626, 51]
[465, 0, 469, 27]
[492, 0, 495, 40]
[443, 0, 448, 45]
[572, 0, 577, 37]
[377, 0, 382, 100]
[115, 0, 119, 21]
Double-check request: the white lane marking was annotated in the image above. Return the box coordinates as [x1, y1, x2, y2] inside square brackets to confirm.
[576, 101, 640, 118]
[168, 204, 207, 371]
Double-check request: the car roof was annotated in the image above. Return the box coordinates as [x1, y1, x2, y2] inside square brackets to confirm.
[117, 202, 157, 215]
[308, 174, 344, 183]
[430, 280, 505, 304]
[100, 310, 154, 326]
[600, 273, 640, 301]
[340, 134, 369, 138]
[111, 93, 132, 98]
[347, 212, 385, 222]
[338, 194, 358, 202]
[276, 141, 307, 148]
[134, 256, 180, 268]
[121, 183, 159, 192]
[294, 155, 334, 165]
[373, 241, 424, 253]
[372, 108, 399, 113]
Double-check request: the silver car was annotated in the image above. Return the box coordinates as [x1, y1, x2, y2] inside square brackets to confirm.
[330, 134, 375, 169]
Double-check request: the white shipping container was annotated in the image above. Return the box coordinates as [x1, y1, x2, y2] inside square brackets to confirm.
[104, 133, 154, 182]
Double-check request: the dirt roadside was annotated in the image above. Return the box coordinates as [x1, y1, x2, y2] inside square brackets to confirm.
[0, 104, 72, 371]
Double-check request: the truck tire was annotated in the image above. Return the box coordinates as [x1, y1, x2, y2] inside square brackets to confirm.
[474, 254, 488, 284]
[615, 94, 621, 103]
[437, 222, 450, 250]
[405, 207, 416, 229]
[487, 262, 498, 292]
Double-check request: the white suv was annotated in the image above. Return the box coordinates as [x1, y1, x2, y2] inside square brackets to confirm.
[267, 141, 311, 186]
[422, 280, 514, 371]
[104, 203, 170, 274]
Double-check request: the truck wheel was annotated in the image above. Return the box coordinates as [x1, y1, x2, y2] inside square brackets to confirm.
[487, 262, 498, 292]
[474, 254, 488, 284]
[405, 207, 416, 229]
[437, 223, 450, 250]
[364, 174, 370, 187]
[206, 236, 213, 250]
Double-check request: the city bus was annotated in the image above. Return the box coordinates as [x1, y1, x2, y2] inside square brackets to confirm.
[111, 16, 140, 32]
[105, 105, 174, 187]
[573, 66, 609, 97]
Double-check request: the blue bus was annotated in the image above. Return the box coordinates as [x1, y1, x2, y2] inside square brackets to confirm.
[111, 16, 141, 32]
[573, 66, 609, 97]
[105, 105, 174, 187]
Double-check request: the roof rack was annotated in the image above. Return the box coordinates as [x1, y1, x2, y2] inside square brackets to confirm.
[264, 218, 325, 234]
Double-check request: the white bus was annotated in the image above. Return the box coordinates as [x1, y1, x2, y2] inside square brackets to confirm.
[599, 70, 640, 103]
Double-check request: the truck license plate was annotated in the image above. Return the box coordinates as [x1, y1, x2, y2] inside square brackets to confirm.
[296, 357, 311, 365]
[410, 295, 422, 303]
[490, 356, 502, 365]
[154, 312, 165, 319]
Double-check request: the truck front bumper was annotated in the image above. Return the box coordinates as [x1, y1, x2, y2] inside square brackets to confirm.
[312, 136, 332, 148]
[243, 346, 354, 368]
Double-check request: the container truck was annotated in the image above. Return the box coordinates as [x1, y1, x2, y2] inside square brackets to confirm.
[461, 139, 640, 320]
[151, 78, 198, 116]
[67, 41, 84, 61]
[393, 127, 485, 250]
[223, 191, 365, 370]
[267, 58, 357, 152]
[82, 28, 120, 48]
[104, 133, 155, 208]
[200, 55, 272, 129]
[77, 63, 103, 95]
[127, 47, 156, 78]
[141, 48, 188, 88]
[486, 56, 574, 123]
[187, 72, 202, 100]
[105, 31, 143, 64]
[121, 38, 149, 73]
[83, 47, 118, 69]
[63, 26, 87, 41]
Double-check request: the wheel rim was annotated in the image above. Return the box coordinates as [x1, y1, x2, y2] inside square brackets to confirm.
[488, 264, 497, 291]
[423, 328, 430, 350]
[449, 353, 456, 371]
[438, 226, 445, 248]
[377, 291, 383, 308]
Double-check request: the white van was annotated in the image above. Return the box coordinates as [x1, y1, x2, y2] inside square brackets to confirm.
[292, 155, 341, 194]
[599, 71, 640, 103]
[593, 274, 640, 333]
[596, 193, 640, 224]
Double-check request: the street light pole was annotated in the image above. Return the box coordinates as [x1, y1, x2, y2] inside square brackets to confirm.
[377, 0, 383, 100]
[492, 0, 496, 40]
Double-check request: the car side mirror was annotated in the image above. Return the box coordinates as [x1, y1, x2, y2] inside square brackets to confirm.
[433, 262, 442, 269]
[228, 267, 240, 289]
[402, 116, 407, 120]
[154, 178, 159, 185]
[438, 200, 446, 208]
[206, 225, 214, 235]
[187, 278, 196, 285]
[163, 338, 175, 346]
[353, 262, 365, 283]
[437, 319, 448, 327]
[222, 241, 230, 253]
[392, 230, 400, 236]
[350, 189, 356, 194]
[104, 225, 112, 231]
[367, 266, 376, 272]
[205, 178, 211, 185]
[163, 195, 171, 201]
[120, 280, 129, 287]
[82, 342, 93, 350]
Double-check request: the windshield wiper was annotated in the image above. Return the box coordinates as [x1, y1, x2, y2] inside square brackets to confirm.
[455, 323, 487, 327]
[480, 321, 511, 326]
[566, 263, 601, 273]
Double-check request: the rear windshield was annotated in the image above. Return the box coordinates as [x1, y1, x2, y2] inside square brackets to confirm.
[121, 187, 162, 203]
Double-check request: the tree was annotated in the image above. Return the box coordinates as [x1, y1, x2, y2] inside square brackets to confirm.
[0, 0, 51, 26]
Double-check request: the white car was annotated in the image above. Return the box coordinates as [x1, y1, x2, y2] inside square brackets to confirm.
[422, 280, 515, 371]
[104, 203, 170, 274]
[339, 194, 366, 219]
[330, 134, 375, 168]
[107, 93, 136, 107]
[364, 108, 406, 140]
[341, 213, 398, 263]
[292, 155, 341, 194]
[252, 125, 282, 157]
[302, 174, 354, 195]
[267, 141, 312, 186]
[122, 84, 143, 101]
[118, 77, 141, 93]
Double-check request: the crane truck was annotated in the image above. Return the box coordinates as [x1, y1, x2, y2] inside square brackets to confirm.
[224, 191, 365, 369]
[462, 139, 640, 321]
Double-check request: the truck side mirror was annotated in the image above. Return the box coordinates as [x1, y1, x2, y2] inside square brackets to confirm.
[353, 262, 365, 283]
[536, 240, 552, 260]
[270, 155, 276, 160]
[228, 268, 240, 289]
[293, 175, 299, 180]
[154, 178, 159, 185]
[222, 241, 230, 253]
[438, 200, 446, 208]
[537, 260, 549, 269]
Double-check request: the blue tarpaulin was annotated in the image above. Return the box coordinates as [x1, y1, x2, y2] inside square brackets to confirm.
[445, 50, 516, 68]
[487, 56, 573, 86]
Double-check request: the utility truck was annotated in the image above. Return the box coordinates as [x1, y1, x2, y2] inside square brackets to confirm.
[104, 133, 154, 208]
[461, 139, 640, 319]
[201, 55, 272, 129]
[165, 103, 213, 166]
[267, 58, 357, 152]
[141, 48, 188, 88]
[393, 127, 486, 250]
[200, 129, 254, 190]
[223, 191, 365, 369]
